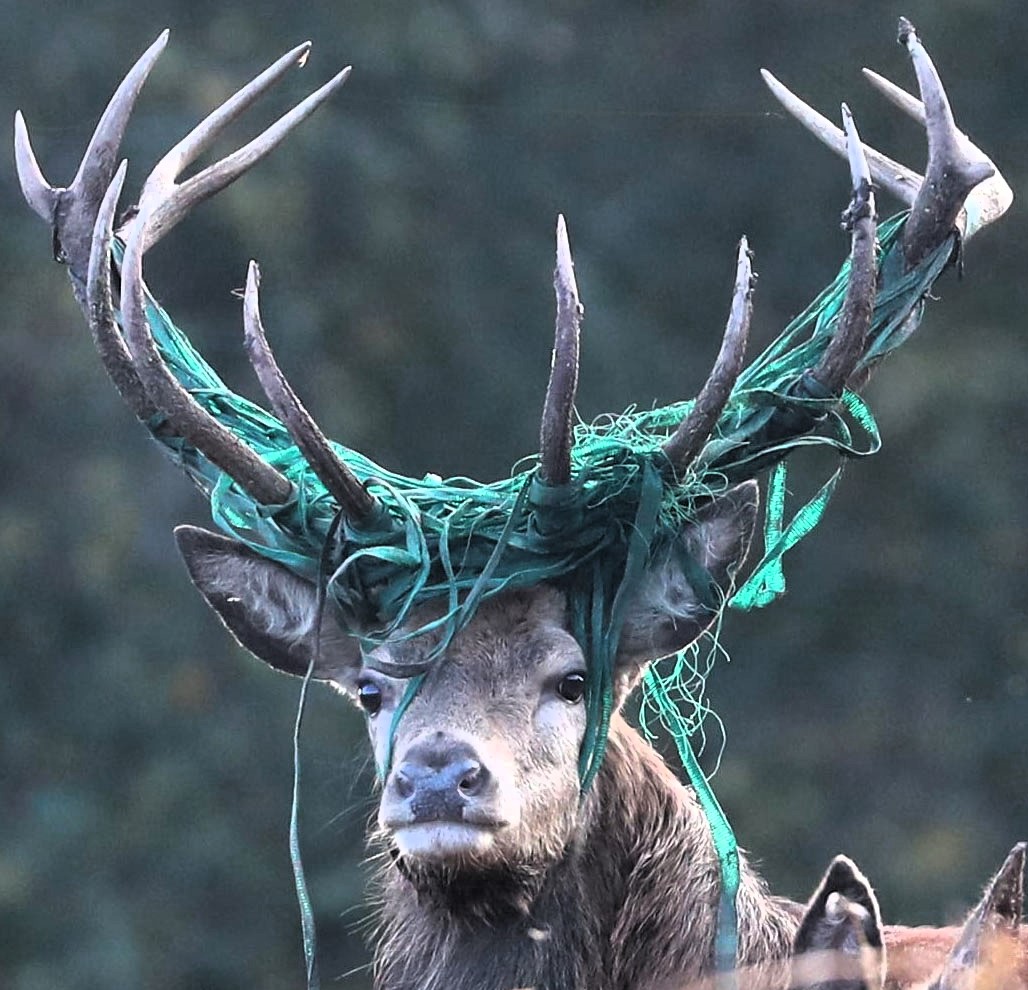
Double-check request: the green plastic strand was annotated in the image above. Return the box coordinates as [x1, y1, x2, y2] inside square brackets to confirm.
[110, 215, 959, 975]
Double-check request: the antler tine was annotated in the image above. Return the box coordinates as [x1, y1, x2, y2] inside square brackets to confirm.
[13, 112, 57, 224]
[86, 161, 160, 423]
[14, 30, 168, 288]
[760, 69, 922, 209]
[662, 237, 753, 475]
[114, 45, 354, 507]
[764, 20, 1010, 271]
[862, 68, 1013, 248]
[808, 104, 877, 394]
[131, 49, 352, 252]
[895, 18, 997, 267]
[118, 212, 293, 505]
[243, 261, 381, 522]
[538, 214, 583, 486]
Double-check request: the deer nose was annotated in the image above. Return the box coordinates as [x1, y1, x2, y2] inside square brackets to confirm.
[390, 736, 493, 823]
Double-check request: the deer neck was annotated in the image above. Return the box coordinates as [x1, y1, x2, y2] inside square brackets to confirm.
[372, 714, 799, 990]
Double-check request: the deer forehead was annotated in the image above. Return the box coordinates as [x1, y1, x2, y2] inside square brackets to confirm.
[367, 586, 584, 692]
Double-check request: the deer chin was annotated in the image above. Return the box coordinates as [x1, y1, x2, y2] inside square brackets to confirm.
[391, 822, 501, 861]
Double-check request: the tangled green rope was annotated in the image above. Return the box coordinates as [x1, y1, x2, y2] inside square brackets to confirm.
[117, 214, 955, 974]
[125, 213, 954, 783]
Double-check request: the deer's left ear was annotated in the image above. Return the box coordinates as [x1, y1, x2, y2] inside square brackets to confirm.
[614, 480, 758, 689]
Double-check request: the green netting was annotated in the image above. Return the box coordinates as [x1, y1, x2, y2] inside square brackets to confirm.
[114, 214, 955, 970]
[120, 213, 954, 773]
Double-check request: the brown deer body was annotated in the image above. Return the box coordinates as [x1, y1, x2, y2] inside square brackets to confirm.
[15, 18, 1012, 990]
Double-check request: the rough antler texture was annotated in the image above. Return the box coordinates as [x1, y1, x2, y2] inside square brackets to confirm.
[763, 17, 1011, 268]
[15, 19, 1011, 689]
[243, 262, 380, 522]
[16, 21, 1013, 990]
[538, 215, 583, 486]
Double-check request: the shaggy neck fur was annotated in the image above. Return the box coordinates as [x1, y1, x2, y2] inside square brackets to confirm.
[373, 715, 800, 990]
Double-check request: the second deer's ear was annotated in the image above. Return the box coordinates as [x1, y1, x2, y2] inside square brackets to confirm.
[174, 525, 363, 694]
[930, 842, 1026, 990]
[792, 855, 884, 990]
[614, 480, 759, 690]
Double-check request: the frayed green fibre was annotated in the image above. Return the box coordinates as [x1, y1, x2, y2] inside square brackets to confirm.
[115, 213, 954, 784]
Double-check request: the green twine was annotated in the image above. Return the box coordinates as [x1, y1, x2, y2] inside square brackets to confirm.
[379, 674, 426, 780]
[110, 213, 959, 978]
[290, 658, 320, 990]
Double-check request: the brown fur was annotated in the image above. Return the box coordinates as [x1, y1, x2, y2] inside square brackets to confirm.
[175, 509, 1025, 990]
[374, 714, 799, 990]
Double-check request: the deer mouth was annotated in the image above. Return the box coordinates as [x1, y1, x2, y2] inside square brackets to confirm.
[390, 820, 507, 861]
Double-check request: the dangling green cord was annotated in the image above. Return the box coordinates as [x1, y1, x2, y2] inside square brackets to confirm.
[379, 675, 426, 781]
[643, 664, 739, 980]
[291, 658, 321, 990]
[287, 508, 350, 990]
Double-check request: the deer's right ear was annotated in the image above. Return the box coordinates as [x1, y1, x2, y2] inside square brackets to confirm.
[174, 525, 362, 692]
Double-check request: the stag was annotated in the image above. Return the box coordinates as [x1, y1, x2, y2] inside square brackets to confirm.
[15, 18, 1011, 990]
[791, 844, 1027, 990]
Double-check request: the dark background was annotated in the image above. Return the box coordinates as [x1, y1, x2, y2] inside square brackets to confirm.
[3, 1, 1026, 987]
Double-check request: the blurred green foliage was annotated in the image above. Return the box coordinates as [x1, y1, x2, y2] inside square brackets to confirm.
[3, 1, 1027, 987]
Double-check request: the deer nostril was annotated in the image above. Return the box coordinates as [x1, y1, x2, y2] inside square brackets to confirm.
[457, 759, 486, 798]
[393, 768, 414, 800]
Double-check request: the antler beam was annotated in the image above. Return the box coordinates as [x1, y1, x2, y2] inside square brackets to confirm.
[115, 46, 351, 506]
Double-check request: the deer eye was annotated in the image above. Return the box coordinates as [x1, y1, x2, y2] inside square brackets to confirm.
[357, 680, 383, 716]
[556, 672, 587, 704]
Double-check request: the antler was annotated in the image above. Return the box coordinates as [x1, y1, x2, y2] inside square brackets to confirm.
[17, 33, 380, 518]
[763, 17, 1011, 269]
[661, 100, 877, 478]
[15, 31, 169, 296]
[538, 215, 583, 486]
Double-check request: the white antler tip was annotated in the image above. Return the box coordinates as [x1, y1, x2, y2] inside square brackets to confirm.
[554, 214, 579, 301]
